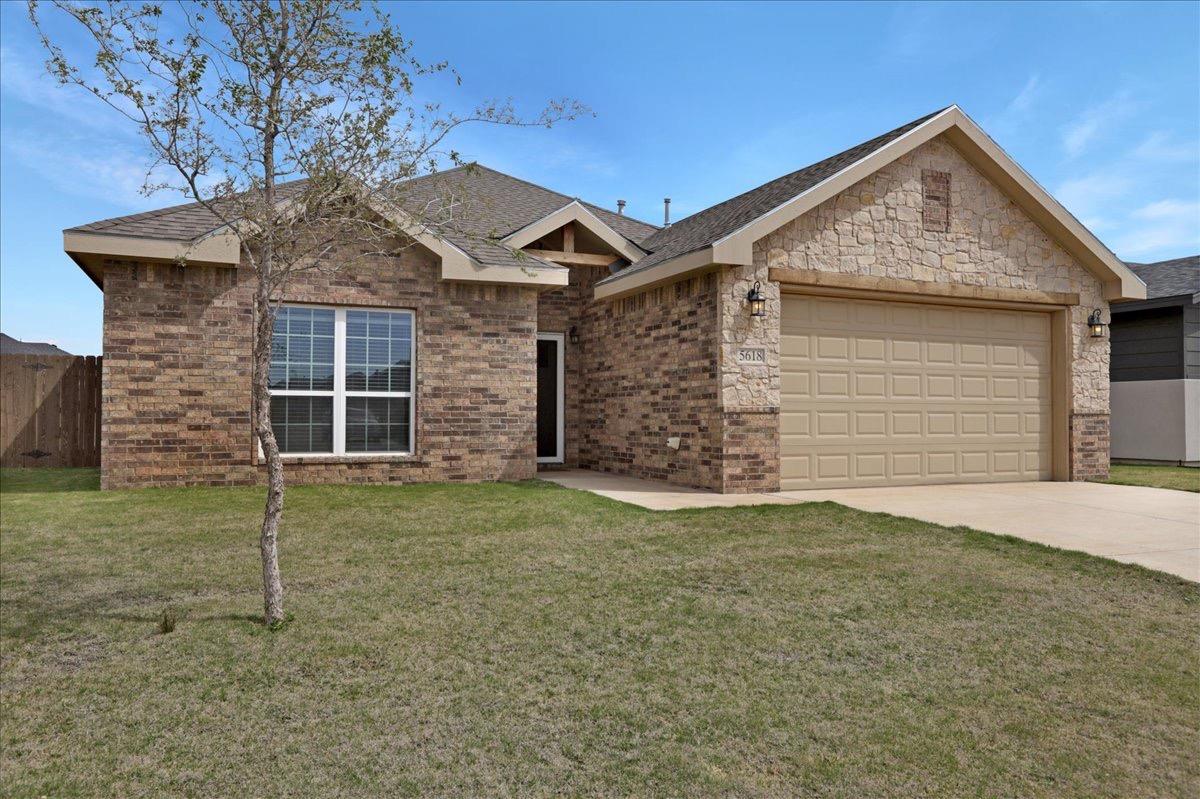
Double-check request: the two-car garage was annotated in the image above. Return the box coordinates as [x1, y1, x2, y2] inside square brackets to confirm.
[780, 293, 1055, 490]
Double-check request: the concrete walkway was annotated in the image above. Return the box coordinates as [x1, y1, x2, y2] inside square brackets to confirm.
[539, 469, 798, 510]
[539, 469, 1200, 582]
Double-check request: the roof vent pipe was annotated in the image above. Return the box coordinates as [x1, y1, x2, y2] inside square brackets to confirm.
[617, 199, 626, 215]
[663, 198, 671, 227]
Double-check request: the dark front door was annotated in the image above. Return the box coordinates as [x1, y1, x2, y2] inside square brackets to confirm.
[536, 336, 561, 461]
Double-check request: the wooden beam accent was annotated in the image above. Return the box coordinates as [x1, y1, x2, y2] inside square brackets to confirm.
[526, 249, 622, 267]
[562, 222, 575, 253]
[770, 267, 1079, 307]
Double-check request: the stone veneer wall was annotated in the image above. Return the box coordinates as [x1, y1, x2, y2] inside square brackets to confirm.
[721, 133, 1110, 482]
[101, 239, 539, 489]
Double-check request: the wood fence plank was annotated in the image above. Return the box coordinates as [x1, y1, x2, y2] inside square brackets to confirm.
[1, 354, 102, 467]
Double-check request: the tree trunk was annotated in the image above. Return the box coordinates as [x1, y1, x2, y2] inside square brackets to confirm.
[253, 282, 285, 626]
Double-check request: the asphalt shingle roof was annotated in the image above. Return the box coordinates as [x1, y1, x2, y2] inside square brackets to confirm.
[598, 108, 949, 284]
[0, 333, 72, 356]
[391, 164, 658, 269]
[66, 107, 961, 280]
[1124, 256, 1199, 300]
[65, 166, 658, 271]
[66, 181, 311, 241]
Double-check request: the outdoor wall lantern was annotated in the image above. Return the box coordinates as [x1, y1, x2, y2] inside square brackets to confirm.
[1087, 308, 1106, 338]
[746, 281, 767, 318]
[568, 325, 579, 345]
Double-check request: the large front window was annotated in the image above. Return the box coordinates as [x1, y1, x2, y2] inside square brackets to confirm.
[268, 305, 414, 455]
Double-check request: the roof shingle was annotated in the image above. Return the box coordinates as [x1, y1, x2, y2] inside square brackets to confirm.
[65, 166, 658, 271]
[0, 333, 72, 356]
[1124, 256, 1199, 300]
[599, 107, 949, 284]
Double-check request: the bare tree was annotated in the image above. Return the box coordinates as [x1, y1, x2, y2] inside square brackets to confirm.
[29, 0, 584, 627]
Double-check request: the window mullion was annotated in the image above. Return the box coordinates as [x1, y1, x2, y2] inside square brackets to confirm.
[333, 308, 346, 455]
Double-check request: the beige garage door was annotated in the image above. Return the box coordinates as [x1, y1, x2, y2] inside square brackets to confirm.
[781, 294, 1051, 490]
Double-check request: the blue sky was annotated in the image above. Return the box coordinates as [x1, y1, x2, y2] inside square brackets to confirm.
[2, 1, 1197, 355]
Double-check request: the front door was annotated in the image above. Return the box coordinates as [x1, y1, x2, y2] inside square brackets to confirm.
[536, 333, 564, 463]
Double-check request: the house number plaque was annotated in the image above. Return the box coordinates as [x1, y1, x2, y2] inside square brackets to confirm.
[736, 347, 766, 365]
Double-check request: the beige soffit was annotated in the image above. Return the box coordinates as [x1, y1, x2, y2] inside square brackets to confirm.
[64, 228, 242, 286]
[596, 106, 1146, 302]
[502, 200, 647, 263]
[64, 229, 241, 265]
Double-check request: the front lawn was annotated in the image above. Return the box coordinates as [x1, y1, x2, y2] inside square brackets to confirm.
[1104, 463, 1200, 493]
[2, 468, 1197, 798]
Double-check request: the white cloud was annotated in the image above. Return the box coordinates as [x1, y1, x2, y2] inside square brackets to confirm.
[1132, 198, 1200, 221]
[1008, 74, 1041, 115]
[0, 45, 135, 136]
[1054, 173, 1133, 219]
[1132, 131, 1198, 163]
[1109, 199, 1200, 258]
[1060, 90, 1137, 157]
[982, 74, 1044, 143]
[2, 131, 181, 209]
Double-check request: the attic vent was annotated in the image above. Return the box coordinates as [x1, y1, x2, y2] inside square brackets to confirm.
[921, 169, 951, 233]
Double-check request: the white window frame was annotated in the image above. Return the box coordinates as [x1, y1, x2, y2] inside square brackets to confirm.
[536, 332, 565, 464]
[269, 304, 415, 458]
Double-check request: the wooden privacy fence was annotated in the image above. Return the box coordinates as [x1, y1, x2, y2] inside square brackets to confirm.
[1, 354, 101, 467]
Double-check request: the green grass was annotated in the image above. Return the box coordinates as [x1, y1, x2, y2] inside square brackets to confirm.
[2, 468, 1197, 798]
[1104, 463, 1200, 493]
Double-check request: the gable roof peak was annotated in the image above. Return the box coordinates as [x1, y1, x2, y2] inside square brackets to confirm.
[597, 104, 1144, 303]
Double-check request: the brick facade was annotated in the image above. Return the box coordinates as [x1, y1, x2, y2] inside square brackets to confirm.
[1069, 413, 1111, 481]
[98, 133, 1115, 491]
[101, 239, 538, 489]
[567, 272, 723, 489]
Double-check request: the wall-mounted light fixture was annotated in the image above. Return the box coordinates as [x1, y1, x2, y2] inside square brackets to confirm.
[746, 281, 766, 318]
[568, 325, 579, 345]
[1087, 308, 1106, 338]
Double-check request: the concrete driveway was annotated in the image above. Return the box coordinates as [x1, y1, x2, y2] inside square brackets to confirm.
[542, 470, 1199, 581]
[779, 482, 1200, 582]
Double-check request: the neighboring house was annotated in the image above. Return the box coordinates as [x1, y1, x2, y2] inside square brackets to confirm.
[62, 105, 1145, 491]
[0, 333, 72, 356]
[1109, 256, 1199, 466]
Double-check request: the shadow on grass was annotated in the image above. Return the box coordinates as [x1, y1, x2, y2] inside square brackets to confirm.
[0, 467, 100, 493]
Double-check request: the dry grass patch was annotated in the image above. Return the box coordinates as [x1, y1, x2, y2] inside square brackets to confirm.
[1, 468, 1197, 798]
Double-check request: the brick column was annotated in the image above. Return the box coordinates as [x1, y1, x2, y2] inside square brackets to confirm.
[1069, 412, 1110, 480]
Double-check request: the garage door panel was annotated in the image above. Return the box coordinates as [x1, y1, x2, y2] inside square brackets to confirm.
[854, 337, 886, 361]
[854, 372, 887, 398]
[891, 339, 922, 363]
[961, 451, 990, 475]
[781, 333, 810, 357]
[816, 371, 850, 398]
[781, 294, 1053, 490]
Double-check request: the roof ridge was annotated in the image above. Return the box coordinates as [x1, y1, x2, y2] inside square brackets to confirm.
[463, 163, 660, 231]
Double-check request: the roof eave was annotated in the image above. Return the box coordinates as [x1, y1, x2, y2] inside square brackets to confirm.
[1110, 292, 1198, 313]
[63, 229, 243, 290]
[593, 247, 718, 300]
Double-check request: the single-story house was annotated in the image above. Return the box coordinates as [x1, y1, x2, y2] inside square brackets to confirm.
[0, 333, 72, 356]
[1109, 256, 1199, 466]
[63, 105, 1145, 491]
